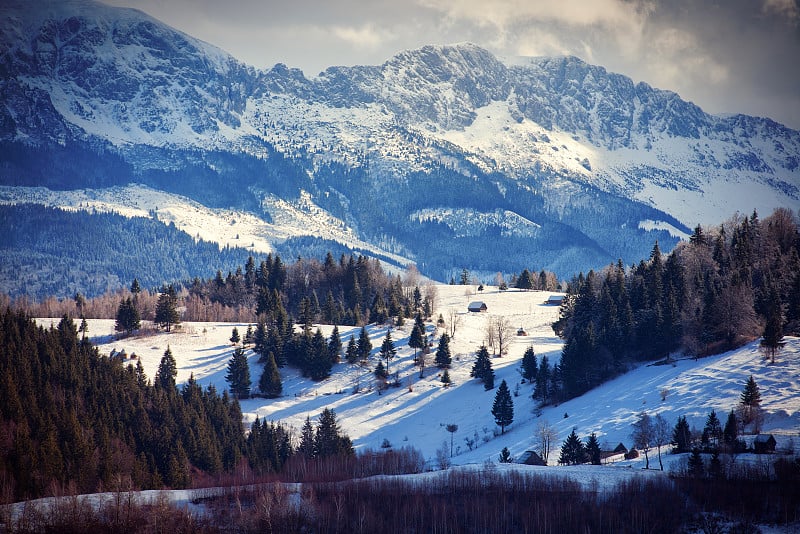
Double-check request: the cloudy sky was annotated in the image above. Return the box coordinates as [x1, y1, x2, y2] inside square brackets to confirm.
[105, 0, 800, 129]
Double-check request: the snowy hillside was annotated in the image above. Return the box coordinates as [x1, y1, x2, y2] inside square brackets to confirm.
[69, 284, 800, 467]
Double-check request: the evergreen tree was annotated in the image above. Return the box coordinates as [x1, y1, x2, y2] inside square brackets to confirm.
[226, 347, 251, 399]
[723, 410, 739, 448]
[374, 360, 388, 380]
[409, 317, 426, 362]
[672, 416, 691, 453]
[702, 409, 722, 449]
[259, 352, 282, 398]
[470, 344, 492, 381]
[516, 269, 535, 290]
[230, 327, 240, 345]
[760, 293, 785, 364]
[155, 346, 177, 391]
[585, 432, 602, 465]
[345, 335, 358, 364]
[498, 447, 513, 463]
[491, 380, 514, 434]
[115, 296, 141, 336]
[441, 368, 451, 387]
[357, 326, 372, 362]
[307, 328, 332, 380]
[154, 284, 180, 332]
[314, 408, 354, 458]
[688, 448, 705, 477]
[559, 429, 586, 465]
[533, 354, 551, 404]
[379, 330, 397, 375]
[328, 325, 342, 364]
[521, 346, 537, 382]
[434, 332, 452, 369]
[739, 375, 762, 430]
[708, 450, 723, 479]
[298, 416, 316, 458]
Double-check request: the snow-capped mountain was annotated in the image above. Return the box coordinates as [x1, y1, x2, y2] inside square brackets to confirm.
[2, 0, 798, 289]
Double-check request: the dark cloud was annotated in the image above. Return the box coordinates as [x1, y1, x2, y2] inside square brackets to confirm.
[105, 0, 800, 129]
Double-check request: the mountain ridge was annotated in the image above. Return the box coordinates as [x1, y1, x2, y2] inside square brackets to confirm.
[1, 0, 798, 295]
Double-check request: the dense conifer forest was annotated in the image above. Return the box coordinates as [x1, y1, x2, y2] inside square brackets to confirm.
[550, 208, 800, 402]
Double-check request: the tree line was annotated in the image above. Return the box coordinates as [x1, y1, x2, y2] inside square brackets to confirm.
[0, 310, 355, 502]
[547, 208, 799, 402]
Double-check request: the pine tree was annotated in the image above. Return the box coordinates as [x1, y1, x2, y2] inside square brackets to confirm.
[357, 326, 372, 362]
[559, 429, 586, 465]
[739, 375, 762, 431]
[491, 380, 514, 434]
[470, 344, 492, 382]
[434, 333, 452, 369]
[441, 368, 451, 387]
[585, 432, 602, 465]
[155, 346, 177, 391]
[298, 416, 315, 458]
[688, 447, 704, 477]
[328, 326, 342, 364]
[702, 409, 723, 449]
[534, 354, 551, 404]
[760, 293, 785, 364]
[314, 408, 354, 458]
[226, 347, 251, 399]
[379, 330, 397, 375]
[521, 346, 537, 382]
[409, 317, 426, 362]
[154, 285, 180, 332]
[723, 410, 738, 448]
[115, 296, 141, 336]
[673, 415, 691, 453]
[374, 360, 388, 380]
[345, 335, 358, 364]
[259, 353, 282, 398]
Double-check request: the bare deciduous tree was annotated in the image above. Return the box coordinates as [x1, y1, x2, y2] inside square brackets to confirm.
[447, 308, 462, 339]
[536, 420, 557, 465]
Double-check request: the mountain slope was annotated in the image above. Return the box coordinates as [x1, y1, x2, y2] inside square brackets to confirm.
[1, 0, 798, 294]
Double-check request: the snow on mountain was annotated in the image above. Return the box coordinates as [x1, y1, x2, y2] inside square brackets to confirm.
[2, 0, 798, 285]
[74, 284, 799, 468]
[0, 183, 413, 265]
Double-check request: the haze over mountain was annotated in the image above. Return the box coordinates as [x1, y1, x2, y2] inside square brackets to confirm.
[1, 0, 798, 296]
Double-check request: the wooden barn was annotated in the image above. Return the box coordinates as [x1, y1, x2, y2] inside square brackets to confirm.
[468, 301, 488, 313]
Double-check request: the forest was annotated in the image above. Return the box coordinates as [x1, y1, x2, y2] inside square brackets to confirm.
[549, 208, 800, 402]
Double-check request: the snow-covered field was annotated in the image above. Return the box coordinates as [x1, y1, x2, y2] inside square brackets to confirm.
[57, 283, 799, 469]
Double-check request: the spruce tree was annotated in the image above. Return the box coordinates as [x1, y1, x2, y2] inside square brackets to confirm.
[723, 410, 738, 448]
[672, 415, 691, 453]
[409, 317, 426, 362]
[760, 292, 785, 364]
[559, 429, 586, 465]
[585, 432, 602, 465]
[314, 408, 354, 458]
[328, 326, 342, 364]
[115, 297, 141, 336]
[441, 368, 451, 387]
[374, 360, 388, 380]
[154, 285, 180, 332]
[298, 416, 315, 458]
[230, 327, 240, 345]
[739, 375, 762, 430]
[345, 335, 358, 364]
[259, 353, 282, 398]
[226, 346, 251, 399]
[357, 326, 372, 362]
[379, 330, 397, 375]
[533, 354, 550, 404]
[491, 380, 514, 434]
[470, 344, 492, 382]
[155, 346, 177, 391]
[702, 409, 722, 449]
[434, 333, 452, 369]
[688, 448, 704, 477]
[498, 447, 513, 463]
[521, 346, 537, 382]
